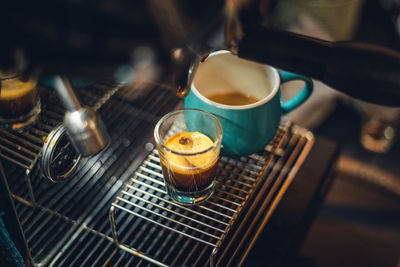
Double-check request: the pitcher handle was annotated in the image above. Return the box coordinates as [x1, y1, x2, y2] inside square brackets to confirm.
[279, 70, 313, 114]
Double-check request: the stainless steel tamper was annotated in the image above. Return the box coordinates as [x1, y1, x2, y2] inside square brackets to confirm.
[53, 76, 110, 157]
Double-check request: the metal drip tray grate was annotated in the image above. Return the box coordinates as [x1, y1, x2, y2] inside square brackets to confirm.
[1, 82, 121, 203]
[0, 82, 119, 170]
[110, 121, 314, 266]
[8, 83, 182, 266]
[2, 78, 316, 266]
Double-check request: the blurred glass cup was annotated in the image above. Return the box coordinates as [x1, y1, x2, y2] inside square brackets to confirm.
[0, 71, 41, 131]
[360, 103, 400, 153]
[154, 109, 222, 205]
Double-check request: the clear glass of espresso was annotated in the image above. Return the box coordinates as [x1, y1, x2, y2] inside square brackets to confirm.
[0, 71, 41, 131]
[154, 109, 222, 205]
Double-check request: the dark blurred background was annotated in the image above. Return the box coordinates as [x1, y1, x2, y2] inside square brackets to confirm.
[268, 1, 400, 266]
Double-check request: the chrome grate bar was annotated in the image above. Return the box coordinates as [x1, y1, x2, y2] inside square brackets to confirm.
[0, 83, 120, 175]
[5, 82, 181, 266]
[109, 120, 314, 266]
[4, 78, 315, 266]
[2, 82, 123, 207]
[124, 186, 231, 227]
[46, 86, 179, 266]
[118, 191, 226, 233]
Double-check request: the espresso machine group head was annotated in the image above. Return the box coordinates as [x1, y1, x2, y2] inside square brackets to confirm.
[1, 0, 400, 119]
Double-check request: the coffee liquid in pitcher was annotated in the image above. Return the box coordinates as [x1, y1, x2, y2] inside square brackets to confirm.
[207, 92, 259, 105]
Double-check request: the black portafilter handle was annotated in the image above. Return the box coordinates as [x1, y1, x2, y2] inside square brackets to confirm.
[238, 27, 400, 107]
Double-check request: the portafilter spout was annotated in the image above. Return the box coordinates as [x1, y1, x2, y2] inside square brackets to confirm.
[172, 45, 213, 99]
[53, 76, 109, 157]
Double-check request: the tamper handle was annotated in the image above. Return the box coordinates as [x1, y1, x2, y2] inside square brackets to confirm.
[238, 27, 400, 107]
[52, 75, 110, 157]
[53, 76, 82, 111]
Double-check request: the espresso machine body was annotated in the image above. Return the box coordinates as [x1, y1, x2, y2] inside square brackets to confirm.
[0, 1, 399, 266]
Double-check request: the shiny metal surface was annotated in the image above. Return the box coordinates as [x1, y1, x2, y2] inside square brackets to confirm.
[40, 124, 81, 182]
[109, 120, 315, 266]
[173, 45, 212, 98]
[54, 76, 110, 157]
[7, 83, 180, 266]
[0, 82, 120, 203]
[3, 82, 314, 266]
[63, 108, 110, 157]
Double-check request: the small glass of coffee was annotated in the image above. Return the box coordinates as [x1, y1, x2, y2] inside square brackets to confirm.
[154, 109, 222, 205]
[0, 71, 41, 131]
